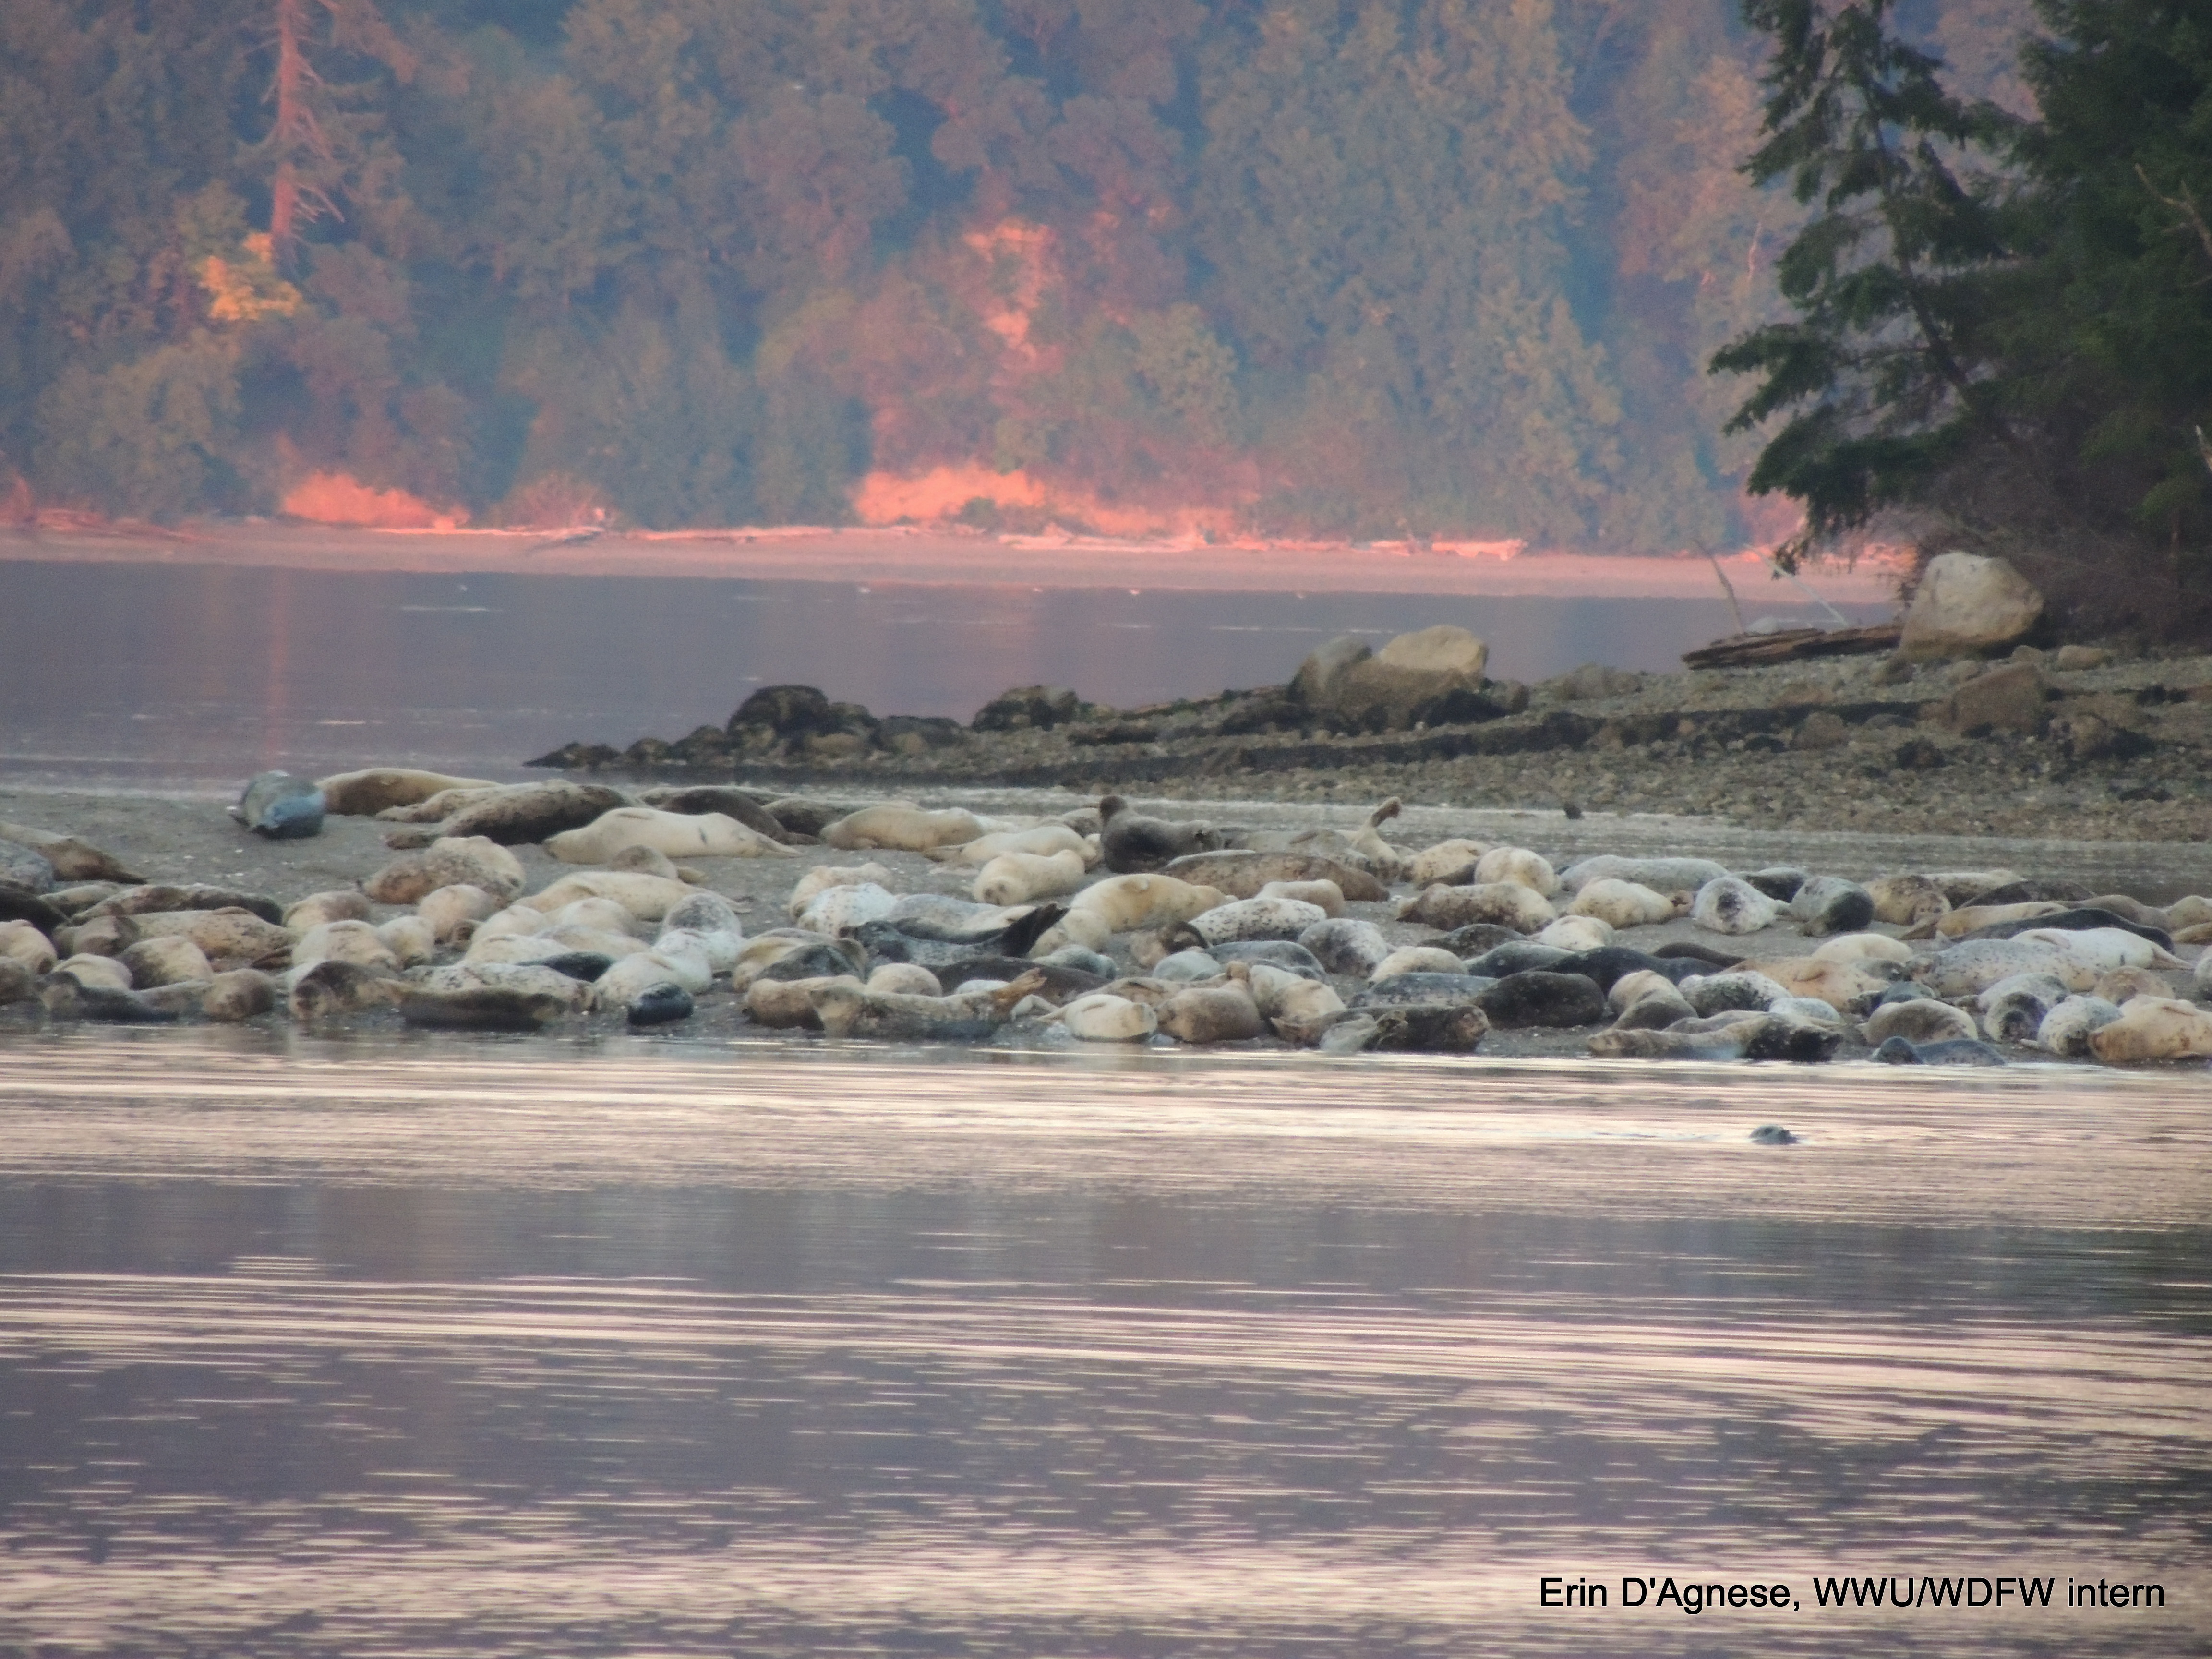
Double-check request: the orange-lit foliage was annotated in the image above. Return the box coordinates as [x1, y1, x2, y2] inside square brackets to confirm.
[281, 470, 462, 528]
[851, 463, 1241, 538]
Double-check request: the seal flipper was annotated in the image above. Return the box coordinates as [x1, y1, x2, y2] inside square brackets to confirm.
[999, 903, 1066, 960]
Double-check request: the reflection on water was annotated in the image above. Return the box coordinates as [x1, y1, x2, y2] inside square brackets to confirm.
[0, 562, 1887, 789]
[0, 1036, 2204, 1655]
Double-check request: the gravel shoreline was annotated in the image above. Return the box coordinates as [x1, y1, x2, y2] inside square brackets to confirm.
[534, 646, 2212, 846]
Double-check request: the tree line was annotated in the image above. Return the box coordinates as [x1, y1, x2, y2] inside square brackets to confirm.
[1717, 0, 2212, 636]
[1, 0, 2032, 547]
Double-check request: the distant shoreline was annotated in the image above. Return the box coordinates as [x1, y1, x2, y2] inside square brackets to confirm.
[0, 522, 1901, 606]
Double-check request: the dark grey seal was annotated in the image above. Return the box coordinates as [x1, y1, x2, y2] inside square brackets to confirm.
[230, 771, 325, 839]
[1099, 795, 1223, 874]
[1475, 970, 1609, 1029]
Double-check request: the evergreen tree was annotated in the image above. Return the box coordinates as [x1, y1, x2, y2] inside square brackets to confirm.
[1710, 0, 2021, 560]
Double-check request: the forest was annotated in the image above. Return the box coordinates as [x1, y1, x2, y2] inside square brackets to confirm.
[0, 0, 2106, 552]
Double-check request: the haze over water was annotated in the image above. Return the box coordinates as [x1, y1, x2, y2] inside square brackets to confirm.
[0, 1036, 2204, 1656]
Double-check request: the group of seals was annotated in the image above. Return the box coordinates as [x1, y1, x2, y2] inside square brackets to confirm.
[9, 778, 2212, 1072]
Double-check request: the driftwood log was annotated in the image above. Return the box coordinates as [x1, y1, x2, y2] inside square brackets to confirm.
[1682, 623, 1902, 671]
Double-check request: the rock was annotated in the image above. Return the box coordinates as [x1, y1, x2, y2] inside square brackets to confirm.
[1317, 626, 1499, 733]
[728, 685, 833, 745]
[1897, 553, 2045, 660]
[972, 685, 1083, 732]
[1792, 709, 1850, 750]
[1927, 661, 2048, 736]
[1543, 662, 1644, 701]
[1375, 624, 1488, 679]
[876, 715, 969, 755]
[1290, 637, 1373, 706]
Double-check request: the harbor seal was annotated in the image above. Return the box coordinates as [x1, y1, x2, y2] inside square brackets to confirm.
[1609, 984, 1697, 1030]
[1370, 946, 1466, 981]
[822, 804, 989, 852]
[294, 920, 401, 975]
[287, 960, 400, 1020]
[418, 884, 501, 944]
[2037, 995, 2124, 1057]
[788, 863, 897, 919]
[1462, 941, 1572, 979]
[229, 772, 325, 839]
[1559, 855, 1728, 895]
[1070, 874, 1225, 935]
[89, 884, 284, 926]
[1398, 882, 1554, 934]
[1297, 918, 1392, 976]
[545, 807, 790, 864]
[1245, 962, 1347, 1043]
[365, 839, 527, 906]
[1865, 874, 1950, 926]
[931, 825, 1095, 867]
[283, 890, 371, 933]
[746, 974, 859, 1029]
[1874, 1036, 2007, 1065]
[1181, 896, 1329, 948]
[636, 785, 791, 842]
[38, 975, 178, 1023]
[1914, 940, 2096, 998]
[401, 982, 574, 1031]
[1473, 846, 1558, 896]
[130, 909, 292, 972]
[1057, 993, 1159, 1042]
[0, 822, 140, 883]
[1256, 878, 1345, 917]
[1790, 876, 1875, 936]
[520, 872, 697, 923]
[1690, 877, 1779, 935]
[1406, 840, 1491, 887]
[1160, 850, 1386, 902]
[0, 920, 57, 975]
[1568, 878, 1677, 930]
[1100, 796, 1224, 873]
[1536, 915, 1612, 951]
[1353, 973, 1493, 1010]
[974, 849, 1087, 907]
[383, 782, 630, 848]
[119, 937, 213, 988]
[2086, 997, 2212, 1062]
[1977, 972, 2072, 1041]
[1474, 971, 1608, 1029]
[809, 971, 1043, 1041]
[1154, 981, 1266, 1044]
[315, 768, 498, 817]
[1863, 998, 1980, 1046]
[1361, 1004, 1490, 1053]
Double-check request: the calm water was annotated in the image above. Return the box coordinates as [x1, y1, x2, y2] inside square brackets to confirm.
[0, 1036, 2205, 1655]
[0, 561, 1887, 789]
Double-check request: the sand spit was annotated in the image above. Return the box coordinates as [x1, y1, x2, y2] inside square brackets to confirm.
[3, 781, 2209, 1073]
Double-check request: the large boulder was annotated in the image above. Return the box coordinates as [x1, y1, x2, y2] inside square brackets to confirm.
[1897, 553, 2045, 660]
[1374, 624, 1488, 679]
[1296, 625, 1495, 732]
[1926, 662, 2048, 736]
